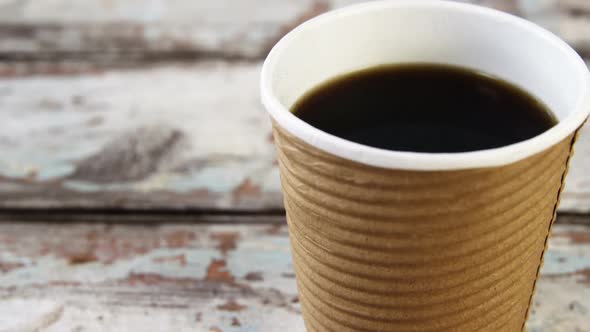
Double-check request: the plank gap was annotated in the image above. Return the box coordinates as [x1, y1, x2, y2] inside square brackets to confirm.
[0, 208, 286, 225]
[0, 209, 587, 225]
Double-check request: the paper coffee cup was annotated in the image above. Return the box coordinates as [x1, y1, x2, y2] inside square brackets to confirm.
[261, 1, 590, 331]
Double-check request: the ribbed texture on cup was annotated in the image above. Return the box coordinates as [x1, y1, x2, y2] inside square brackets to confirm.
[272, 122, 576, 332]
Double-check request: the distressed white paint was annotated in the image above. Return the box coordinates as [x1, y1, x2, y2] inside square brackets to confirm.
[1, 62, 590, 211]
[0, 248, 220, 288]
[0, 0, 587, 59]
[37, 296, 305, 332]
[0, 299, 63, 332]
[0, 0, 325, 58]
[0, 62, 271, 169]
[0, 223, 302, 332]
[0, 222, 588, 331]
[0, 62, 282, 209]
[561, 124, 590, 213]
[528, 278, 590, 332]
[0, 0, 313, 23]
[0, 0, 589, 211]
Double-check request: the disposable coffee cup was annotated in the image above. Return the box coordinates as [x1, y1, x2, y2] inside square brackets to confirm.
[260, 1, 590, 331]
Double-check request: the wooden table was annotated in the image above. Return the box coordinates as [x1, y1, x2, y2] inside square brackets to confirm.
[1, 0, 590, 331]
[0, 217, 589, 331]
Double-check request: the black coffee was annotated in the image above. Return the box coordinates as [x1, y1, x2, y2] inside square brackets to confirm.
[292, 64, 557, 153]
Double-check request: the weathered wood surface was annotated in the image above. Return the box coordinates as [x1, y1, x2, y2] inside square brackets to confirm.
[0, 0, 326, 61]
[0, 0, 589, 60]
[0, 62, 282, 210]
[0, 219, 588, 331]
[1, 61, 590, 212]
[1, 0, 590, 212]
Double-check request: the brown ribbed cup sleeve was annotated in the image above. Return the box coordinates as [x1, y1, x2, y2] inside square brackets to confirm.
[272, 121, 581, 332]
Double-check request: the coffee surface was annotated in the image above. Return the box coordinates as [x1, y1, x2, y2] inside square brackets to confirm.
[292, 64, 557, 153]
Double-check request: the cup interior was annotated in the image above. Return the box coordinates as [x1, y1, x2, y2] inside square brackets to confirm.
[261, 0, 590, 170]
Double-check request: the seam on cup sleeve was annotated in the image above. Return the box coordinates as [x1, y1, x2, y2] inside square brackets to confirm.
[521, 119, 587, 332]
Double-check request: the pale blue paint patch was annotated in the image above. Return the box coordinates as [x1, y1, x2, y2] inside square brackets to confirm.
[0, 137, 101, 180]
[0, 157, 74, 180]
[66, 175, 176, 192]
[65, 178, 158, 192]
[0, 248, 221, 287]
[37, 163, 75, 180]
[168, 161, 265, 193]
[0, 107, 107, 180]
[64, 180, 117, 192]
[260, 166, 281, 192]
[167, 167, 245, 193]
[542, 250, 590, 275]
[226, 236, 292, 278]
[268, 236, 291, 248]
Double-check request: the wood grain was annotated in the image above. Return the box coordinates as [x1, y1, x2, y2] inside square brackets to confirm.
[0, 219, 588, 331]
[0, 0, 587, 61]
[0, 0, 317, 60]
[1, 61, 589, 212]
[0, 62, 282, 210]
[0, 0, 589, 212]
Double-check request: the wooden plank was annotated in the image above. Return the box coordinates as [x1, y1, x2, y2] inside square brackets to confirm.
[0, 219, 588, 331]
[0, 62, 281, 210]
[1, 1, 588, 61]
[0, 0, 338, 61]
[0, 0, 590, 212]
[562, 122, 590, 213]
[530, 223, 590, 332]
[558, 0, 590, 56]
[0, 220, 302, 332]
[0, 211, 286, 225]
[1, 61, 590, 211]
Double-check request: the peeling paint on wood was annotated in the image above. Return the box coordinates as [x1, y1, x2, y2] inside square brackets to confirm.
[0, 299, 64, 332]
[0, 62, 589, 212]
[529, 225, 590, 331]
[0, 0, 588, 62]
[0, 0, 589, 213]
[0, 221, 587, 331]
[0, 221, 303, 332]
[0, 0, 328, 60]
[561, 123, 590, 213]
[0, 62, 282, 210]
[217, 299, 247, 312]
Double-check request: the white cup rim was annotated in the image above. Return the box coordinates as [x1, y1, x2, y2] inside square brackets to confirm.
[260, 0, 590, 171]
